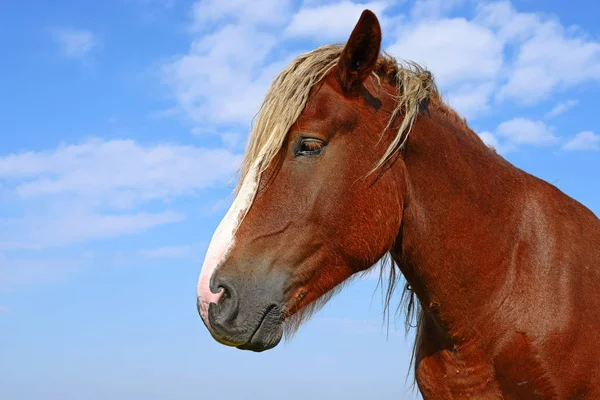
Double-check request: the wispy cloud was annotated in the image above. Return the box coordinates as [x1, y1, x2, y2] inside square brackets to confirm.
[162, 25, 289, 128]
[496, 118, 558, 147]
[190, 0, 292, 31]
[479, 131, 502, 151]
[389, 18, 503, 88]
[0, 211, 185, 250]
[563, 131, 600, 151]
[162, 0, 600, 130]
[0, 305, 10, 314]
[0, 139, 241, 249]
[545, 99, 579, 118]
[445, 83, 496, 120]
[0, 139, 241, 208]
[390, 1, 600, 117]
[480, 2, 600, 105]
[52, 28, 97, 59]
[285, 1, 391, 40]
[479, 118, 558, 154]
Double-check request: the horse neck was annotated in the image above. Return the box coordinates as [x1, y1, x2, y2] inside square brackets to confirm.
[391, 104, 526, 342]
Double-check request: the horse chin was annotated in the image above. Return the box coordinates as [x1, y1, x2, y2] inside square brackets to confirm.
[236, 321, 283, 352]
[237, 304, 284, 352]
[206, 301, 284, 352]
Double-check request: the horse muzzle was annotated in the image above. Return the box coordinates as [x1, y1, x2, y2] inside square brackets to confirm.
[197, 272, 286, 352]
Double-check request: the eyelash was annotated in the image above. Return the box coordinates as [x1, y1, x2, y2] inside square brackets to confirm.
[296, 138, 326, 157]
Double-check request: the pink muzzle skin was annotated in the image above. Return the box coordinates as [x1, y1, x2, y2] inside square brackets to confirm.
[197, 246, 226, 330]
[197, 157, 263, 331]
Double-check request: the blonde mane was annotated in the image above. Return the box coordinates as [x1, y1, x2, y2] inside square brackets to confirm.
[236, 43, 440, 194]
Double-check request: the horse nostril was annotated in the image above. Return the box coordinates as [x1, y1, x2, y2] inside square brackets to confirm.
[218, 285, 231, 306]
[211, 280, 239, 324]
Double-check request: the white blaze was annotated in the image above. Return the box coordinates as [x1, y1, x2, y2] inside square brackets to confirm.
[197, 159, 262, 328]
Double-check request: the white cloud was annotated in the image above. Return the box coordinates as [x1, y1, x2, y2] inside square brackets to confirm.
[162, 24, 290, 126]
[0, 139, 241, 208]
[545, 99, 578, 118]
[190, 0, 293, 30]
[285, 1, 390, 40]
[386, 2, 600, 117]
[0, 305, 10, 314]
[496, 118, 558, 146]
[562, 131, 600, 151]
[479, 131, 501, 151]
[161, 0, 600, 158]
[478, 118, 558, 154]
[445, 83, 496, 120]
[389, 18, 503, 88]
[0, 139, 241, 249]
[383, 6, 506, 119]
[162, 0, 600, 131]
[52, 28, 97, 59]
[478, 2, 600, 104]
[475, 1, 540, 42]
[0, 211, 185, 250]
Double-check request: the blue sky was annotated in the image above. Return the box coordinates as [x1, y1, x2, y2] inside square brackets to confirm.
[1, 1, 599, 399]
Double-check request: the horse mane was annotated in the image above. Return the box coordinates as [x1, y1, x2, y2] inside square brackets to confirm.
[235, 43, 454, 373]
[236, 43, 443, 194]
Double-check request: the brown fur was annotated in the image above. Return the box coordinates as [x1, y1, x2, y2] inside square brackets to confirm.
[207, 10, 600, 398]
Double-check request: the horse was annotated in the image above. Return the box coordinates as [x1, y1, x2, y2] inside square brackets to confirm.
[196, 9, 600, 399]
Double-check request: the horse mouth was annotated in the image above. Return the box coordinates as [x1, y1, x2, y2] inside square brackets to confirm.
[236, 305, 283, 352]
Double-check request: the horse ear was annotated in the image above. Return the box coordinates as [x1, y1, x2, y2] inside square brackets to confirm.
[337, 9, 382, 93]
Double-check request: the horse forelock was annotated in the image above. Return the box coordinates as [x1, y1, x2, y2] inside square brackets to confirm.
[236, 44, 444, 196]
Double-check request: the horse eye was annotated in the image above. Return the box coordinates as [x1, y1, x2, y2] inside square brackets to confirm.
[297, 138, 325, 157]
